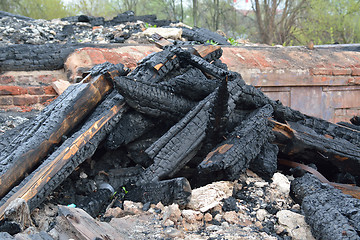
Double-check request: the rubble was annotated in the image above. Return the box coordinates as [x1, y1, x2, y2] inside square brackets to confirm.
[0, 25, 359, 239]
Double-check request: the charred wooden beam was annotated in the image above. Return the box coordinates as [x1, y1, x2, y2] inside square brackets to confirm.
[125, 177, 191, 207]
[291, 173, 360, 240]
[249, 141, 278, 180]
[105, 109, 156, 150]
[0, 92, 127, 219]
[198, 104, 274, 181]
[0, 64, 127, 200]
[158, 67, 220, 101]
[271, 120, 360, 178]
[139, 90, 218, 183]
[112, 76, 197, 120]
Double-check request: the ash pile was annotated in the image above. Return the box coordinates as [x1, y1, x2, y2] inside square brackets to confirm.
[0, 42, 360, 240]
[0, 10, 230, 46]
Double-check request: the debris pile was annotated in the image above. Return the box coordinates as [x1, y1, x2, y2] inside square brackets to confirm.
[0, 40, 359, 240]
[0, 11, 230, 46]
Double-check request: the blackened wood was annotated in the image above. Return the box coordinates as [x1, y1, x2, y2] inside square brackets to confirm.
[126, 138, 156, 167]
[181, 27, 230, 45]
[125, 177, 191, 206]
[249, 141, 278, 180]
[198, 104, 274, 181]
[57, 205, 124, 240]
[129, 47, 179, 83]
[78, 185, 114, 218]
[291, 174, 360, 240]
[0, 92, 127, 219]
[108, 166, 143, 191]
[105, 110, 155, 150]
[112, 76, 197, 120]
[271, 120, 360, 178]
[174, 47, 240, 80]
[159, 67, 219, 101]
[139, 91, 217, 183]
[351, 116, 360, 126]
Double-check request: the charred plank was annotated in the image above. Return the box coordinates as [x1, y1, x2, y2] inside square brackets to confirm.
[125, 177, 191, 207]
[249, 141, 278, 180]
[198, 104, 274, 181]
[105, 110, 156, 150]
[0, 92, 127, 218]
[291, 173, 360, 240]
[158, 67, 219, 101]
[139, 90, 218, 183]
[271, 120, 360, 178]
[112, 76, 197, 120]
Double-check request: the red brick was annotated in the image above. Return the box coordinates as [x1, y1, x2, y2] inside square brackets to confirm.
[346, 108, 360, 116]
[309, 68, 332, 75]
[0, 75, 14, 84]
[87, 49, 106, 65]
[0, 96, 13, 105]
[351, 67, 360, 76]
[347, 77, 360, 85]
[0, 86, 28, 95]
[13, 96, 39, 106]
[332, 68, 352, 76]
[102, 51, 122, 64]
[38, 75, 57, 84]
[43, 86, 57, 95]
[39, 95, 56, 104]
[28, 86, 44, 95]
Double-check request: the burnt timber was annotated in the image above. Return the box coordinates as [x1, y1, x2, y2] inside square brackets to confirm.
[0, 44, 359, 239]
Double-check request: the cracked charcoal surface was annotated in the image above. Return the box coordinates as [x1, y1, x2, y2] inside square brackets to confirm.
[198, 104, 274, 181]
[113, 76, 197, 120]
[0, 91, 127, 211]
[291, 173, 360, 239]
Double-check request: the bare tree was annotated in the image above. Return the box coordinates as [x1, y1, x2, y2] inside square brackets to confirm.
[193, 0, 198, 26]
[252, 0, 307, 45]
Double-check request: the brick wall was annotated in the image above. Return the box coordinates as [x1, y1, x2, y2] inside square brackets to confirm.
[0, 70, 66, 111]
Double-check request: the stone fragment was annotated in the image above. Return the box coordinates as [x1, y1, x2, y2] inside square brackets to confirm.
[256, 209, 268, 221]
[276, 210, 315, 240]
[123, 200, 143, 215]
[4, 198, 32, 230]
[181, 209, 203, 223]
[140, 27, 183, 40]
[187, 181, 233, 212]
[223, 211, 239, 224]
[104, 207, 125, 218]
[162, 203, 181, 225]
[51, 80, 71, 95]
[204, 213, 213, 222]
[270, 173, 290, 197]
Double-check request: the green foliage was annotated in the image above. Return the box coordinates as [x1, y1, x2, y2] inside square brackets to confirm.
[206, 39, 219, 45]
[228, 37, 239, 46]
[294, 0, 360, 45]
[1, 0, 71, 19]
[122, 186, 128, 194]
[144, 22, 157, 28]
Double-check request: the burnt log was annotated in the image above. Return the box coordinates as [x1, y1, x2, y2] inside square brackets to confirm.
[139, 90, 218, 183]
[249, 141, 278, 180]
[159, 67, 219, 101]
[272, 120, 360, 178]
[125, 177, 191, 206]
[198, 104, 274, 181]
[105, 109, 156, 150]
[0, 65, 126, 200]
[112, 76, 197, 120]
[181, 27, 230, 45]
[0, 92, 127, 219]
[291, 173, 360, 239]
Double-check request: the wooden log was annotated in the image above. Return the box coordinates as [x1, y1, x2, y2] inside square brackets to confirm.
[198, 104, 274, 182]
[112, 76, 197, 120]
[0, 65, 126, 200]
[291, 173, 360, 240]
[139, 90, 217, 183]
[271, 120, 360, 178]
[125, 177, 192, 206]
[0, 92, 127, 220]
